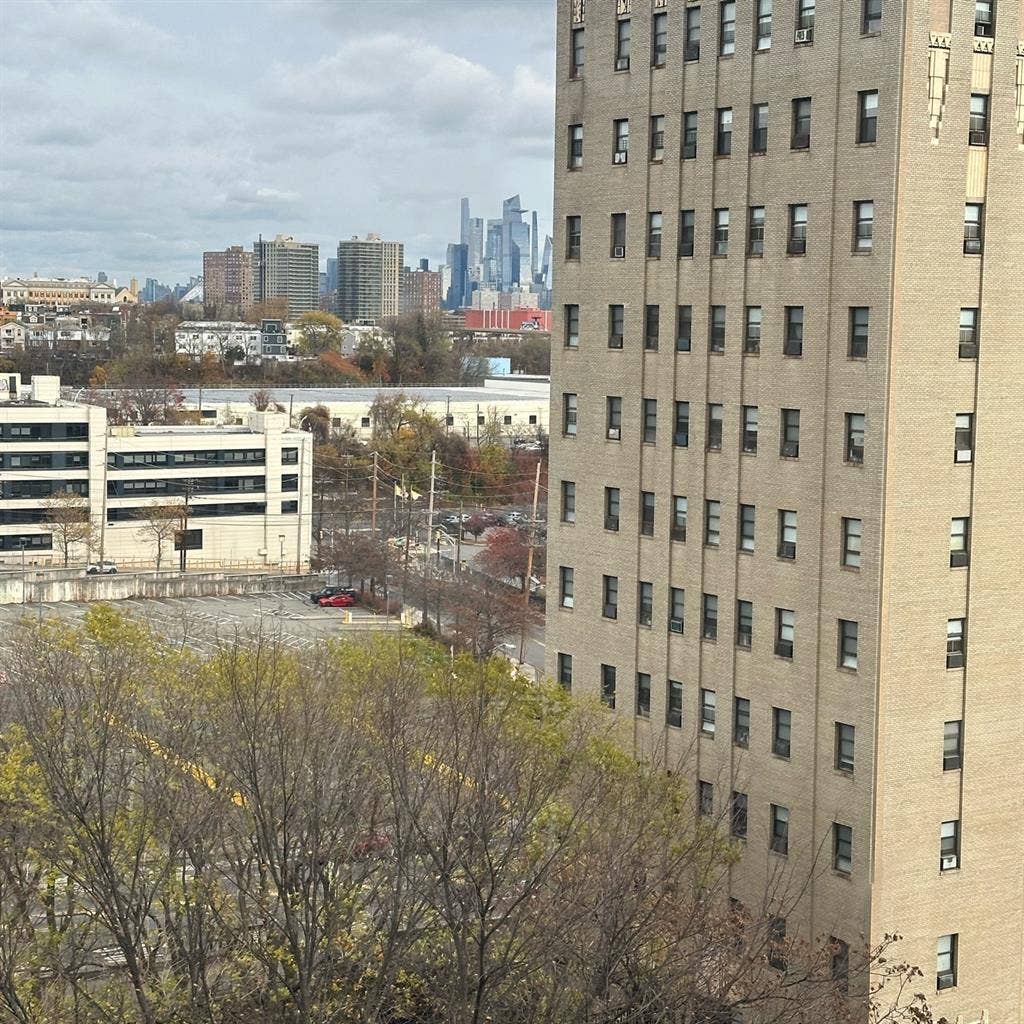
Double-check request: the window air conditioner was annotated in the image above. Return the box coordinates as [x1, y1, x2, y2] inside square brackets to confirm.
[613, 245, 626, 258]
[941, 855, 958, 871]
[794, 27, 813, 42]
[613, 151, 628, 164]
[607, 427, 621, 440]
[669, 617, 684, 634]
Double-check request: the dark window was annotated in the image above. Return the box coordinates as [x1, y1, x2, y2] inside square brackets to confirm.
[636, 671, 651, 717]
[791, 97, 811, 149]
[772, 707, 792, 758]
[611, 212, 627, 257]
[739, 504, 756, 551]
[940, 819, 960, 871]
[787, 204, 807, 254]
[946, 617, 966, 669]
[679, 209, 695, 257]
[700, 687, 716, 733]
[649, 115, 665, 161]
[731, 791, 748, 836]
[839, 619, 859, 669]
[846, 413, 866, 464]
[615, 18, 631, 70]
[564, 304, 580, 348]
[699, 780, 714, 816]
[780, 408, 800, 457]
[777, 509, 797, 559]
[651, 11, 668, 65]
[950, 516, 970, 567]
[937, 934, 958, 989]
[0, 533, 53, 551]
[734, 697, 751, 747]
[672, 496, 687, 542]
[713, 210, 729, 256]
[751, 103, 769, 152]
[557, 653, 573, 691]
[769, 916, 788, 971]
[854, 201, 874, 251]
[638, 581, 654, 627]
[642, 399, 657, 443]
[797, 0, 815, 33]
[755, 0, 773, 49]
[706, 404, 723, 450]
[959, 308, 979, 358]
[174, 528, 203, 551]
[604, 486, 621, 531]
[568, 123, 583, 168]
[736, 599, 753, 648]
[974, 0, 993, 35]
[613, 118, 629, 164]
[964, 203, 983, 253]
[559, 566, 575, 608]
[601, 664, 617, 708]
[281, 500, 298, 514]
[775, 607, 795, 658]
[784, 306, 804, 356]
[720, 0, 736, 54]
[563, 393, 578, 436]
[954, 413, 974, 462]
[667, 679, 683, 727]
[742, 405, 758, 453]
[570, 25, 585, 77]
[770, 805, 789, 855]
[862, 0, 881, 32]
[705, 499, 721, 546]
[842, 517, 862, 567]
[603, 575, 619, 619]
[565, 215, 581, 259]
[647, 211, 663, 257]
[849, 307, 869, 357]
[561, 480, 576, 523]
[748, 206, 765, 257]
[835, 722, 855, 772]
[709, 305, 726, 351]
[644, 305, 660, 350]
[969, 93, 989, 145]
[943, 720, 962, 770]
[677, 305, 693, 350]
[682, 111, 698, 158]
[669, 586, 685, 631]
[608, 304, 625, 348]
[685, 5, 701, 60]
[674, 402, 690, 447]
[702, 594, 718, 641]
[640, 490, 655, 534]
[833, 823, 853, 873]
[857, 90, 878, 143]
[606, 396, 622, 440]
[716, 107, 733, 155]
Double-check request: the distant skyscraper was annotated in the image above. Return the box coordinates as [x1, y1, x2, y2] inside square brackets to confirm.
[460, 197, 471, 247]
[468, 217, 484, 275]
[541, 235, 553, 289]
[252, 235, 318, 317]
[336, 234, 404, 322]
[484, 219, 503, 286]
[501, 195, 531, 290]
[530, 211, 539, 280]
[204, 245, 255, 312]
[325, 258, 338, 295]
[96, 271, 108, 284]
[445, 243, 469, 310]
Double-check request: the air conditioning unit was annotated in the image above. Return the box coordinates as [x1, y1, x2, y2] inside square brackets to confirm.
[607, 427, 621, 440]
[613, 151, 628, 164]
[794, 27, 813, 42]
[941, 855, 958, 871]
[669, 618, 684, 634]
[562, 595, 574, 608]
[613, 245, 626, 258]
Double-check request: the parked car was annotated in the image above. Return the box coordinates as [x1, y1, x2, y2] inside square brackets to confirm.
[86, 561, 118, 575]
[310, 585, 359, 605]
[505, 511, 524, 523]
[318, 592, 357, 608]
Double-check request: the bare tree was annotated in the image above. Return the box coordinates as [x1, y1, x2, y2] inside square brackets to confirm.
[132, 501, 184, 569]
[41, 490, 92, 566]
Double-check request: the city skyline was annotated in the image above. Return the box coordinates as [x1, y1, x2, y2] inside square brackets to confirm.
[0, 0, 556, 283]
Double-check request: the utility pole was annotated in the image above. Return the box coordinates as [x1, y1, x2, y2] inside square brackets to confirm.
[178, 478, 196, 573]
[371, 451, 378, 536]
[455, 498, 463, 572]
[19, 539, 26, 606]
[519, 459, 542, 662]
[426, 449, 436, 567]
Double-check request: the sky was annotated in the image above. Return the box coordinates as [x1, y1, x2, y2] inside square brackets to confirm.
[0, 0, 556, 286]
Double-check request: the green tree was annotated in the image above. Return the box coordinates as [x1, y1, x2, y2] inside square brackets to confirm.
[296, 311, 344, 355]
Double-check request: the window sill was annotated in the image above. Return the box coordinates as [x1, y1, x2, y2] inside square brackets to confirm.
[739, 547, 754, 555]
[747, 252, 764, 259]
[832, 869, 852, 880]
[850, 250, 874, 256]
[699, 728, 716, 738]
[855, 141, 877, 148]
[650, 158, 664, 165]
[768, 848, 788, 860]
[559, 604, 574, 612]
[711, 253, 728, 259]
[774, 654, 794, 663]
[860, 30, 882, 37]
[837, 665, 858, 675]
[834, 767, 854, 779]
[750, 151, 767, 158]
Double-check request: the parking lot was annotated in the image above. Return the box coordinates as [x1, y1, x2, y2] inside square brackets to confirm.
[0, 589, 399, 659]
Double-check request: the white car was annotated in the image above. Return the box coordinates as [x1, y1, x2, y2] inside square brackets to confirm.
[86, 561, 118, 575]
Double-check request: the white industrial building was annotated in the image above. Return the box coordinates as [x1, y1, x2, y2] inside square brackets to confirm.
[0, 375, 312, 571]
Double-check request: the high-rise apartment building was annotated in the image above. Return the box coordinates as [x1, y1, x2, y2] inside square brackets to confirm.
[253, 234, 319, 317]
[547, 1, 1022, 1020]
[336, 234, 404, 323]
[203, 245, 255, 312]
[401, 260, 443, 313]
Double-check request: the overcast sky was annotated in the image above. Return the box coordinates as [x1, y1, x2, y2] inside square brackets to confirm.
[0, 0, 556, 286]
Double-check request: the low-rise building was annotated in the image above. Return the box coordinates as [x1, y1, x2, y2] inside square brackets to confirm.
[175, 320, 294, 362]
[0, 375, 312, 571]
[1, 278, 121, 307]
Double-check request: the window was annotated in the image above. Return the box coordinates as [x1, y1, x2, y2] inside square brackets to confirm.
[849, 307, 869, 357]
[679, 209, 695, 257]
[611, 212, 627, 257]
[784, 306, 804, 356]
[174, 529, 203, 551]
[940, 820, 960, 871]
[613, 118, 629, 163]
[742, 405, 758, 453]
[615, 17, 631, 70]
[565, 215, 581, 259]
[557, 653, 573, 691]
[606, 396, 622, 439]
[835, 723, 855, 772]
[636, 671, 651, 717]
[950, 517, 970, 567]
[781, 409, 800, 457]
[719, 0, 736, 54]
[641, 307, 660, 354]
[787, 204, 807, 255]
[772, 707, 792, 758]
[937, 934, 958, 990]
[282, 500, 298, 514]
[775, 607, 795, 658]
[561, 480, 576, 523]
[974, 0, 993, 35]
[964, 203, 983, 253]
[673, 401, 691, 447]
[857, 90, 878, 143]
[734, 698, 751, 747]
[568, 123, 584, 168]
[756, 0, 773, 48]
[672, 496, 688, 541]
[959, 308, 979, 358]
[747, 207, 765, 257]
[854, 200, 874, 251]
[559, 566, 575, 608]
[770, 804, 789, 854]
[702, 594, 719, 641]
[737, 600, 753, 648]
[716, 108, 733, 156]
[791, 97, 811, 149]
[705, 500, 721, 546]
[647, 212, 663, 257]
[676, 305, 693, 351]
[570, 25, 585, 77]
[943, 720, 962, 771]
[667, 679, 683, 726]
[651, 11, 668, 65]
[608, 304, 625, 348]
[778, 509, 797, 559]
[640, 490, 655, 534]
[699, 780, 714, 816]
[564, 304, 580, 348]
[713, 210, 730, 256]
[833, 823, 853, 873]
[563, 392, 578, 436]
[685, 5, 701, 60]
[954, 413, 973, 462]
[750, 103, 769, 155]
[642, 399, 658, 443]
[839, 619, 859, 669]
[601, 664, 617, 708]
[707, 404, 723, 450]
[739, 504, 756, 552]
[969, 93, 989, 145]
[700, 687, 717, 733]
[862, 0, 881, 32]
[842, 517, 862, 568]
[603, 575, 619, 619]
[604, 486, 621, 531]
[769, 917, 788, 971]
[709, 305, 726, 351]
[682, 111, 698, 158]
[731, 791, 748, 836]
[669, 586, 685, 632]
[846, 413, 866, 464]
[946, 617, 966, 669]
[797, 0, 815, 32]
[649, 115, 665, 161]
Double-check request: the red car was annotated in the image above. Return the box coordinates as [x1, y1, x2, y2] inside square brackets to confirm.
[318, 592, 356, 608]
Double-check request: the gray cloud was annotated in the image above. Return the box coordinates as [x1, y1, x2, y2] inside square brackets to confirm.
[0, 0, 555, 284]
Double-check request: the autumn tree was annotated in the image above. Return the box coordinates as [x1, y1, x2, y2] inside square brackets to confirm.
[249, 386, 272, 411]
[477, 525, 536, 591]
[295, 311, 344, 355]
[41, 490, 93, 566]
[298, 403, 332, 442]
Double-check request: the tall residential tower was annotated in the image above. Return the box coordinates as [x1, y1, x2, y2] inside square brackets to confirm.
[547, 0, 1023, 1019]
[336, 234, 404, 323]
[253, 234, 319, 317]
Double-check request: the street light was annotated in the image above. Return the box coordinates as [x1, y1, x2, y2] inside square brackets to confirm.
[18, 538, 26, 606]
[279, 534, 286, 577]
